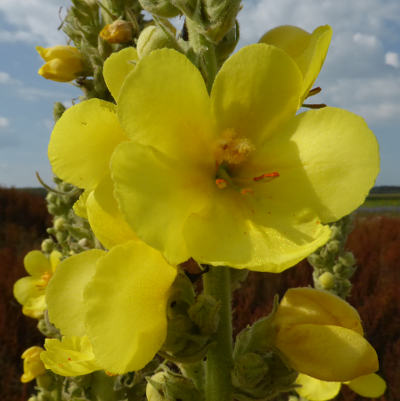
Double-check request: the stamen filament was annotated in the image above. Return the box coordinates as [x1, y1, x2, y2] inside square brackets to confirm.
[253, 172, 280, 182]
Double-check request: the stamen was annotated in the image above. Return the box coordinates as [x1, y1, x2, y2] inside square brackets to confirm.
[240, 188, 254, 195]
[306, 86, 322, 98]
[253, 172, 280, 182]
[302, 103, 327, 109]
[215, 178, 228, 189]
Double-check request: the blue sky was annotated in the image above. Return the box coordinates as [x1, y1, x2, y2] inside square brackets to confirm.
[0, 0, 399, 187]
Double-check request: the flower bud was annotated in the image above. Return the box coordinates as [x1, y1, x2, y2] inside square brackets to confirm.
[21, 346, 46, 383]
[232, 352, 269, 389]
[53, 216, 67, 231]
[137, 25, 177, 58]
[188, 294, 220, 335]
[318, 271, 335, 289]
[36, 46, 84, 82]
[139, 0, 180, 18]
[41, 238, 54, 253]
[100, 20, 133, 44]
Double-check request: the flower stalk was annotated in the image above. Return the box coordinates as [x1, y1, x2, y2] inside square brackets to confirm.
[203, 266, 233, 401]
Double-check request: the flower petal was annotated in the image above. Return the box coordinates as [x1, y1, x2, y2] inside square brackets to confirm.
[183, 189, 331, 272]
[295, 374, 341, 401]
[48, 99, 127, 190]
[103, 47, 138, 101]
[86, 175, 137, 249]
[274, 287, 364, 335]
[346, 373, 386, 398]
[73, 190, 90, 219]
[22, 295, 47, 319]
[276, 324, 379, 381]
[260, 25, 332, 101]
[243, 107, 379, 223]
[14, 276, 43, 305]
[84, 241, 177, 373]
[24, 250, 50, 276]
[41, 336, 100, 376]
[117, 48, 214, 163]
[46, 250, 105, 337]
[111, 142, 212, 264]
[49, 250, 62, 272]
[211, 44, 303, 145]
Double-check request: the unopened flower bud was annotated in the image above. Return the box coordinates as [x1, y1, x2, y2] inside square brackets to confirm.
[36, 46, 83, 82]
[100, 20, 133, 44]
[139, 0, 180, 18]
[326, 239, 340, 253]
[232, 352, 269, 389]
[188, 294, 220, 335]
[137, 25, 177, 58]
[318, 271, 335, 289]
[41, 238, 54, 254]
[146, 372, 167, 401]
[53, 217, 67, 231]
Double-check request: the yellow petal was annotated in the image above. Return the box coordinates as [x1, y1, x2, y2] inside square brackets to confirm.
[243, 107, 379, 223]
[73, 190, 90, 219]
[103, 47, 138, 101]
[260, 25, 332, 101]
[49, 250, 62, 272]
[211, 43, 303, 145]
[111, 142, 212, 265]
[346, 373, 386, 398]
[295, 374, 341, 401]
[183, 188, 331, 272]
[86, 175, 137, 249]
[41, 336, 100, 376]
[117, 48, 215, 164]
[276, 324, 379, 381]
[38, 58, 83, 82]
[48, 99, 127, 191]
[22, 295, 47, 318]
[24, 250, 50, 276]
[46, 250, 105, 337]
[36, 45, 81, 61]
[14, 276, 43, 306]
[274, 287, 364, 335]
[84, 240, 177, 373]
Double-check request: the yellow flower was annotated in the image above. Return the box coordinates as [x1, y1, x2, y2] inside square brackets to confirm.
[48, 42, 378, 272]
[13, 250, 61, 319]
[21, 346, 46, 383]
[42, 241, 177, 375]
[48, 47, 139, 249]
[273, 288, 379, 381]
[100, 20, 133, 44]
[110, 45, 378, 271]
[295, 373, 386, 400]
[36, 45, 84, 82]
[259, 25, 332, 103]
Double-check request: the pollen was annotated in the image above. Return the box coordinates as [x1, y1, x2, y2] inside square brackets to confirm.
[215, 178, 228, 189]
[215, 128, 255, 166]
[253, 172, 280, 182]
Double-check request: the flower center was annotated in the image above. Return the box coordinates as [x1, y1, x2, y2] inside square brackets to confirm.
[36, 271, 52, 289]
[214, 128, 279, 194]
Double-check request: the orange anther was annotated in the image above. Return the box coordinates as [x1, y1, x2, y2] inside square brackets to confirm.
[240, 188, 254, 195]
[253, 172, 280, 182]
[215, 178, 228, 189]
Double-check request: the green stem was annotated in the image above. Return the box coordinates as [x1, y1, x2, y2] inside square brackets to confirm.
[203, 266, 233, 401]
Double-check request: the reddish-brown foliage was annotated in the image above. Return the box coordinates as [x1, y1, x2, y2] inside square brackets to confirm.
[0, 187, 50, 401]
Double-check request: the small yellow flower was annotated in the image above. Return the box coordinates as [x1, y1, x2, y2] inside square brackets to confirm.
[295, 373, 386, 400]
[36, 45, 83, 82]
[100, 20, 133, 44]
[13, 250, 61, 319]
[273, 288, 379, 381]
[21, 346, 46, 383]
[43, 241, 177, 375]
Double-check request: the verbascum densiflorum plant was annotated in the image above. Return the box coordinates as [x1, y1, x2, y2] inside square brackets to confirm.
[48, 28, 379, 274]
[36, 45, 84, 82]
[13, 250, 61, 319]
[295, 372, 386, 400]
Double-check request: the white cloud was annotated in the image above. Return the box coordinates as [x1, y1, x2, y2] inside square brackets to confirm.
[353, 32, 379, 48]
[385, 52, 400, 68]
[0, 116, 10, 128]
[0, 0, 70, 45]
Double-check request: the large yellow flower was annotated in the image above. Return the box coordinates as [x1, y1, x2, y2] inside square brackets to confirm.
[110, 44, 378, 271]
[13, 250, 61, 319]
[273, 288, 379, 382]
[41, 241, 177, 375]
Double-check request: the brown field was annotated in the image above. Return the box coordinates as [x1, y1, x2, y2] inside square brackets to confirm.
[1, 186, 399, 400]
